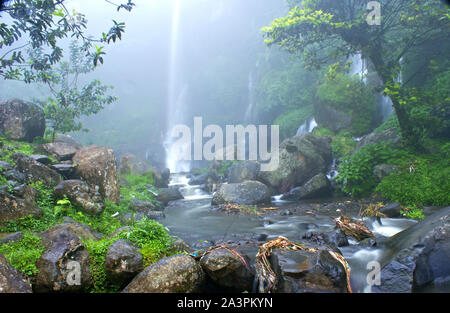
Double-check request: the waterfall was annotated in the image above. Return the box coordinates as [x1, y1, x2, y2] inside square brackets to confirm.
[349, 53, 368, 82]
[296, 117, 318, 136]
[164, 0, 191, 173]
[244, 71, 254, 123]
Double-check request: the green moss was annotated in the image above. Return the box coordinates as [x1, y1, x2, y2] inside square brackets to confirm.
[0, 232, 45, 277]
[374, 114, 401, 134]
[120, 172, 157, 204]
[313, 127, 356, 158]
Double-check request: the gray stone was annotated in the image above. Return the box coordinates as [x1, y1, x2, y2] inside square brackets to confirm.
[281, 173, 332, 201]
[212, 181, 271, 206]
[0, 254, 33, 293]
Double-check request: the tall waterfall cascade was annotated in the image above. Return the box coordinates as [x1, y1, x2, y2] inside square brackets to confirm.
[164, 0, 191, 173]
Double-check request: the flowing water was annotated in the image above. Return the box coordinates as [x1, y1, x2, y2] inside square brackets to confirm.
[160, 173, 417, 293]
[296, 117, 318, 136]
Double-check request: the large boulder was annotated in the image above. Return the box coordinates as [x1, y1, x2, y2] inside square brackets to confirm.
[73, 146, 120, 204]
[104, 239, 143, 287]
[53, 180, 104, 215]
[257, 134, 332, 194]
[152, 168, 170, 188]
[119, 153, 152, 175]
[0, 254, 33, 293]
[200, 248, 254, 292]
[315, 105, 352, 134]
[156, 188, 183, 205]
[12, 153, 62, 186]
[373, 207, 450, 293]
[42, 142, 79, 161]
[0, 98, 45, 142]
[0, 191, 42, 222]
[54, 134, 82, 150]
[212, 181, 271, 206]
[270, 248, 349, 293]
[122, 255, 206, 293]
[226, 161, 261, 184]
[34, 222, 101, 293]
[281, 173, 332, 201]
[355, 128, 401, 152]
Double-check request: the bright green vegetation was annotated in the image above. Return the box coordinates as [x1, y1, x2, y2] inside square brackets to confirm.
[120, 172, 157, 205]
[401, 206, 426, 221]
[313, 127, 357, 158]
[83, 218, 175, 293]
[0, 137, 36, 164]
[316, 74, 376, 136]
[274, 106, 313, 140]
[0, 232, 45, 277]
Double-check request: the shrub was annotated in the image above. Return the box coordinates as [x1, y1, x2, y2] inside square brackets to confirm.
[0, 232, 45, 277]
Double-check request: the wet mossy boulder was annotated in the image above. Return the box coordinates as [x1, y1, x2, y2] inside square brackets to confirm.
[212, 180, 271, 206]
[122, 255, 206, 293]
[0, 98, 45, 143]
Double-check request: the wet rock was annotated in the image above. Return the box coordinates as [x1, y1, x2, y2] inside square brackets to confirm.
[153, 168, 170, 188]
[270, 248, 349, 293]
[0, 232, 23, 245]
[119, 153, 152, 175]
[12, 184, 39, 204]
[380, 203, 402, 218]
[374, 207, 450, 293]
[12, 153, 62, 185]
[156, 188, 183, 205]
[212, 181, 271, 206]
[0, 254, 33, 293]
[73, 146, 120, 204]
[42, 142, 79, 161]
[200, 248, 254, 292]
[281, 174, 332, 201]
[121, 211, 165, 223]
[0, 98, 45, 142]
[373, 164, 398, 182]
[130, 198, 164, 212]
[0, 161, 13, 172]
[4, 169, 27, 183]
[355, 128, 401, 152]
[104, 239, 143, 287]
[0, 191, 42, 222]
[303, 228, 349, 248]
[122, 255, 206, 293]
[257, 134, 332, 194]
[53, 180, 104, 215]
[226, 161, 261, 184]
[34, 223, 100, 293]
[169, 239, 192, 254]
[51, 163, 77, 179]
[30, 155, 53, 166]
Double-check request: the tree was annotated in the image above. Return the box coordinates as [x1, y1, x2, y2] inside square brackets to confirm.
[33, 41, 117, 141]
[0, 0, 134, 81]
[263, 0, 449, 147]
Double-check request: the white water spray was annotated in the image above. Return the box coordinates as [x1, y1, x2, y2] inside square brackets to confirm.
[296, 117, 318, 136]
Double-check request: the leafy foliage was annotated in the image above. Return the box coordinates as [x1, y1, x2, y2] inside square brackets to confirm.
[0, 232, 45, 276]
[0, 0, 134, 81]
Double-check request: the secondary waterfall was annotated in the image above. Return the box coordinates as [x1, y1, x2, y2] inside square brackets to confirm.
[244, 71, 254, 123]
[164, 0, 191, 173]
[296, 117, 318, 136]
[349, 53, 368, 82]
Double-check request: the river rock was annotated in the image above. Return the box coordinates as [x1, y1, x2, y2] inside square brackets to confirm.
[104, 239, 143, 287]
[34, 223, 101, 293]
[226, 161, 261, 184]
[4, 169, 27, 183]
[42, 142, 79, 161]
[130, 198, 164, 212]
[152, 167, 170, 188]
[373, 207, 450, 293]
[0, 254, 33, 293]
[51, 163, 77, 179]
[12, 184, 39, 203]
[373, 164, 398, 182]
[212, 181, 271, 206]
[53, 180, 104, 215]
[73, 146, 120, 204]
[30, 155, 53, 166]
[121, 211, 165, 223]
[0, 98, 45, 142]
[257, 134, 332, 194]
[355, 128, 401, 152]
[281, 173, 332, 201]
[303, 228, 349, 248]
[12, 153, 62, 185]
[122, 255, 206, 293]
[380, 203, 402, 218]
[156, 188, 183, 205]
[200, 248, 254, 292]
[270, 248, 349, 293]
[119, 153, 152, 175]
[0, 161, 13, 172]
[0, 191, 42, 222]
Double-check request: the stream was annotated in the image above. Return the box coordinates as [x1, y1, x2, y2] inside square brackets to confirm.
[160, 173, 417, 293]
